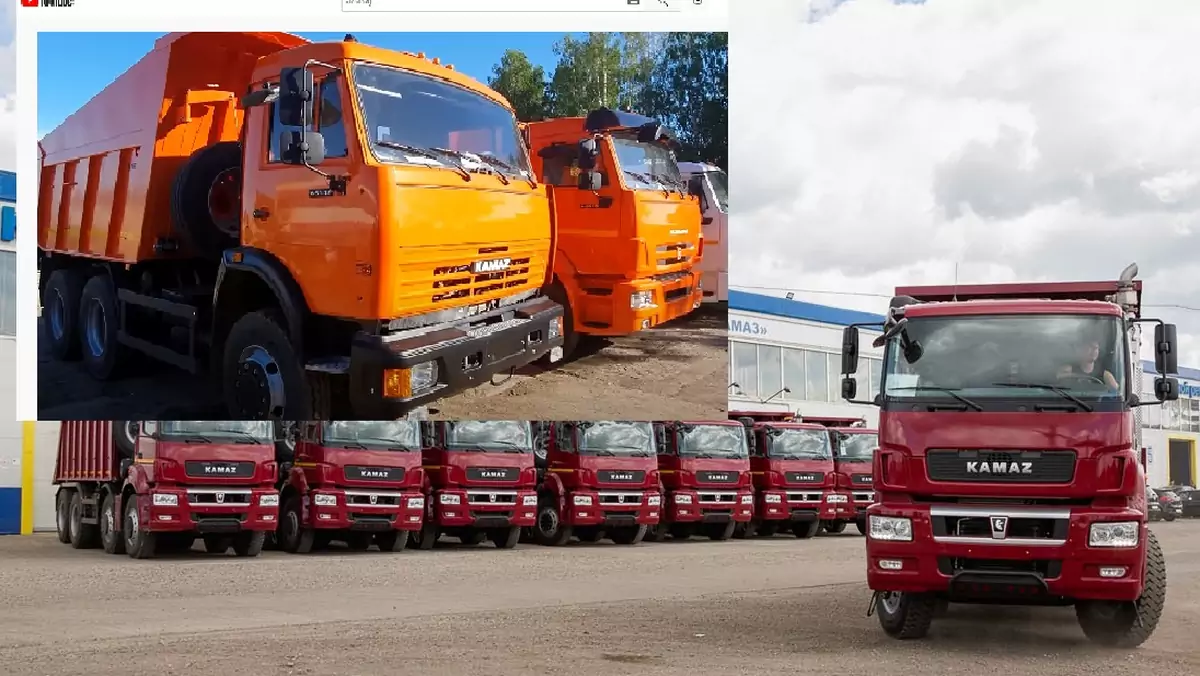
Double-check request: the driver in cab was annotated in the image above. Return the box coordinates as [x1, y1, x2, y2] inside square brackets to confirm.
[1057, 336, 1119, 390]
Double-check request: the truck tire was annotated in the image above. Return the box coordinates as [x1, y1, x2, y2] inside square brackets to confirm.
[533, 502, 572, 546]
[610, 524, 647, 545]
[233, 531, 267, 557]
[856, 517, 868, 535]
[222, 309, 313, 420]
[78, 274, 128, 380]
[113, 422, 138, 458]
[376, 530, 410, 552]
[99, 493, 126, 555]
[55, 489, 74, 544]
[171, 141, 242, 259]
[875, 591, 937, 639]
[278, 497, 314, 554]
[707, 521, 736, 541]
[794, 520, 820, 539]
[68, 491, 101, 549]
[43, 268, 86, 361]
[824, 520, 847, 534]
[410, 520, 439, 550]
[123, 494, 157, 559]
[1075, 530, 1166, 648]
[491, 525, 522, 550]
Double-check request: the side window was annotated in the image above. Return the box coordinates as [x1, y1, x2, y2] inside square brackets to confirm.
[141, 421, 158, 436]
[539, 146, 576, 187]
[318, 78, 349, 159]
[654, 425, 671, 455]
[267, 101, 304, 164]
[554, 423, 575, 452]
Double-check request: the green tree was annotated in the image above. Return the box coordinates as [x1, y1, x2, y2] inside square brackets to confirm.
[487, 49, 547, 122]
[544, 33, 625, 117]
[644, 32, 728, 169]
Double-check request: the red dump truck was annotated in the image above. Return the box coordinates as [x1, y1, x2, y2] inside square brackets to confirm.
[531, 421, 661, 546]
[650, 420, 753, 541]
[275, 420, 425, 553]
[827, 426, 877, 535]
[741, 420, 837, 538]
[840, 265, 1179, 645]
[412, 421, 538, 549]
[53, 420, 280, 558]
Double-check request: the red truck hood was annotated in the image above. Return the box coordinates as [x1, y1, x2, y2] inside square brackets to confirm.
[321, 448, 422, 488]
[157, 442, 276, 486]
[876, 411, 1137, 499]
[434, 450, 536, 488]
[577, 455, 658, 489]
[753, 457, 834, 487]
[677, 457, 749, 488]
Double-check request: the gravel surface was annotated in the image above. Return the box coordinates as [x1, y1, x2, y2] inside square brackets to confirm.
[35, 305, 727, 420]
[1, 521, 1197, 675]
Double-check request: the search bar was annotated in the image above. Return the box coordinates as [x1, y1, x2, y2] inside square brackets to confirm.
[342, 0, 684, 11]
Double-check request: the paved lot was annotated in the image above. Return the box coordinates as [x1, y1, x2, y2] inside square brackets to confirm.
[0, 521, 1196, 676]
[36, 304, 728, 420]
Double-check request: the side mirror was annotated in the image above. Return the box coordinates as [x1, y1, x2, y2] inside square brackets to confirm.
[280, 130, 326, 166]
[841, 326, 860, 375]
[841, 376, 858, 401]
[1155, 376, 1179, 402]
[1155, 323, 1179, 375]
[577, 170, 602, 191]
[576, 138, 599, 170]
[128, 421, 141, 437]
[278, 67, 315, 127]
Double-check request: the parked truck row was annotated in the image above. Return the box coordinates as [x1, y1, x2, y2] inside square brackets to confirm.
[38, 32, 725, 420]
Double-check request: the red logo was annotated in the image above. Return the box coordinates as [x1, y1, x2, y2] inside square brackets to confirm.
[20, 0, 39, 7]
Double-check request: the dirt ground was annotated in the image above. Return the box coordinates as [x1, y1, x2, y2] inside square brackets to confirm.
[0, 521, 1197, 676]
[35, 304, 728, 420]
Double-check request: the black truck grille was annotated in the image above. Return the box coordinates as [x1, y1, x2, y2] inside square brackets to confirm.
[926, 450, 1076, 483]
[784, 471, 824, 484]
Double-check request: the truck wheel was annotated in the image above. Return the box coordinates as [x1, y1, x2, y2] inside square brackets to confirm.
[856, 518, 869, 535]
[223, 309, 312, 420]
[794, 520, 821, 539]
[113, 422, 138, 458]
[278, 497, 313, 553]
[376, 530, 410, 552]
[875, 591, 937, 639]
[533, 502, 572, 546]
[99, 493, 126, 555]
[123, 495, 157, 559]
[203, 536, 232, 554]
[707, 521, 736, 541]
[68, 491, 101, 549]
[232, 531, 267, 557]
[43, 268, 85, 361]
[170, 140, 242, 259]
[824, 520, 847, 534]
[55, 489, 74, 544]
[1164, 513, 1176, 522]
[1076, 531, 1166, 648]
[78, 274, 128, 380]
[491, 526, 522, 550]
[610, 524, 647, 545]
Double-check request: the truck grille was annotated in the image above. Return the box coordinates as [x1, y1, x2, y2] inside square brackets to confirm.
[345, 491, 402, 507]
[926, 450, 1076, 483]
[851, 473, 872, 486]
[852, 491, 875, 503]
[429, 245, 538, 303]
[786, 492, 822, 502]
[930, 505, 1069, 545]
[598, 492, 645, 506]
[466, 491, 517, 505]
[697, 491, 738, 504]
[186, 488, 251, 506]
[655, 241, 696, 268]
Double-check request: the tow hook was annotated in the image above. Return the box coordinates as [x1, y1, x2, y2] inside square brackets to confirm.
[866, 590, 880, 617]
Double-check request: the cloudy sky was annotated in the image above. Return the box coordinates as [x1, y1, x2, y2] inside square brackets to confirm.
[731, 0, 1200, 368]
[0, 1, 13, 172]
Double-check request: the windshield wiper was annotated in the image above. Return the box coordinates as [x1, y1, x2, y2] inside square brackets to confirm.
[216, 430, 266, 445]
[624, 169, 657, 186]
[431, 147, 505, 183]
[374, 141, 471, 181]
[887, 386, 983, 411]
[337, 437, 415, 451]
[648, 172, 686, 196]
[989, 383, 1094, 412]
[465, 153, 534, 186]
[583, 448, 617, 456]
[178, 435, 212, 444]
[454, 439, 529, 453]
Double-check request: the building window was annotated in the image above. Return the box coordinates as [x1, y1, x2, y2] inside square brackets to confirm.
[827, 353, 840, 402]
[805, 350, 828, 402]
[0, 250, 14, 336]
[731, 341, 758, 398]
[869, 358, 882, 399]
[782, 348, 805, 399]
[758, 345, 782, 401]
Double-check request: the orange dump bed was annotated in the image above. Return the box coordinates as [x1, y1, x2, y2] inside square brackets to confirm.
[37, 32, 307, 263]
[54, 421, 121, 483]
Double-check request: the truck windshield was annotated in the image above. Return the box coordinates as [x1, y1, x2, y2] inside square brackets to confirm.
[612, 136, 684, 192]
[578, 421, 655, 456]
[767, 428, 831, 460]
[323, 421, 419, 451]
[352, 63, 531, 178]
[159, 421, 273, 443]
[883, 314, 1127, 409]
[679, 425, 748, 459]
[447, 421, 532, 453]
[834, 433, 877, 462]
[705, 170, 728, 212]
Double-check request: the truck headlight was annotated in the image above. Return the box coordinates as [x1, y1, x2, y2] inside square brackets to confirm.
[869, 515, 912, 542]
[410, 361, 439, 391]
[439, 493, 461, 505]
[764, 493, 782, 504]
[573, 495, 593, 506]
[259, 494, 279, 507]
[152, 493, 178, 507]
[647, 494, 661, 506]
[407, 497, 425, 509]
[523, 495, 538, 506]
[1089, 521, 1139, 548]
[825, 494, 848, 503]
[313, 494, 337, 507]
[630, 290, 655, 310]
[674, 494, 693, 505]
[740, 494, 753, 505]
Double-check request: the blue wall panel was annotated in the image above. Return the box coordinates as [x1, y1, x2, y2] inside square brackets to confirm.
[0, 488, 20, 535]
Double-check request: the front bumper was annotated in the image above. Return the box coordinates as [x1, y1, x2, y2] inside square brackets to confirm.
[306, 489, 425, 532]
[756, 488, 838, 522]
[864, 503, 1148, 602]
[563, 490, 661, 528]
[348, 296, 564, 417]
[142, 487, 278, 534]
[665, 489, 753, 524]
[581, 270, 702, 336]
[433, 488, 537, 529]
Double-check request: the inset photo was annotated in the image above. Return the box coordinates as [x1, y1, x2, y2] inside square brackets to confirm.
[34, 31, 728, 421]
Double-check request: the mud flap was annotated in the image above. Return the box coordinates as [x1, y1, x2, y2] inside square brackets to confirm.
[867, 590, 880, 617]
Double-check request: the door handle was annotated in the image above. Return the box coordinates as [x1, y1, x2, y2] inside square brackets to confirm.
[252, 207, 270, 219]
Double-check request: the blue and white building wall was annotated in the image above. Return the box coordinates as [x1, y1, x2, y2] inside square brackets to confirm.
[0, 169, 26, 535]
[728, 289, 1200, 489]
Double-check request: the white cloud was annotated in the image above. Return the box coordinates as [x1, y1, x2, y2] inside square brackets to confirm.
[731, 0, 1200, 369]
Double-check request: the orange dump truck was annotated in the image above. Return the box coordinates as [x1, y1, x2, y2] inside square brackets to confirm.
[37, 32, 564, 419]
[525, 110, 703, 356]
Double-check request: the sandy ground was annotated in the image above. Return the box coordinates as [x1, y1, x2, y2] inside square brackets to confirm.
[35, 305, 727, 420]
[0, 521, 1197, 676]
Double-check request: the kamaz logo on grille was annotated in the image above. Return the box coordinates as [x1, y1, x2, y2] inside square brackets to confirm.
[472, 258, 512, 273]
[203, 464, 238, 474]
[966, 461, 1033, 474]
[479, 470, 508, 479]
[708, 473, 731, 481]
[361, 469, 390, 479]
[609, 473, 634, 481]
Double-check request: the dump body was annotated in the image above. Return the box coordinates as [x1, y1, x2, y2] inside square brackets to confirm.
[654, 421, 752, 539]
[748, 422, 838, 534]
[678, 161, 727, 303]
[526, 110, 703, 341]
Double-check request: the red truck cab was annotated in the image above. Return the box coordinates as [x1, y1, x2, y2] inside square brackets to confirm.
[828, 427, 878, 535]
[745, 421, 837, 538]
[531, 421, 661, 546]
[840, 269, 1179, 646]
[652, 421, 753, 541]
[275, 421, 425, 553]
[415, 421, 538, 550]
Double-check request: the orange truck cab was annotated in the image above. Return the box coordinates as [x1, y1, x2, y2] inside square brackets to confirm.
[525, 109, 704, 356]
[37, 32, 564, 419]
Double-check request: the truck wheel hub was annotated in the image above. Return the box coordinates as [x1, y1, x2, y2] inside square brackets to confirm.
[207, 168, 241, 237]
[538, 508, 559, 535]
[880, 592, 901, 614]
[85, 298, 108, 357]
[233, 345, 286, 417]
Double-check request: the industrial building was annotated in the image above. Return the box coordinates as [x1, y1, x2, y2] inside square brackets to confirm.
[1, 169, 21, 534]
